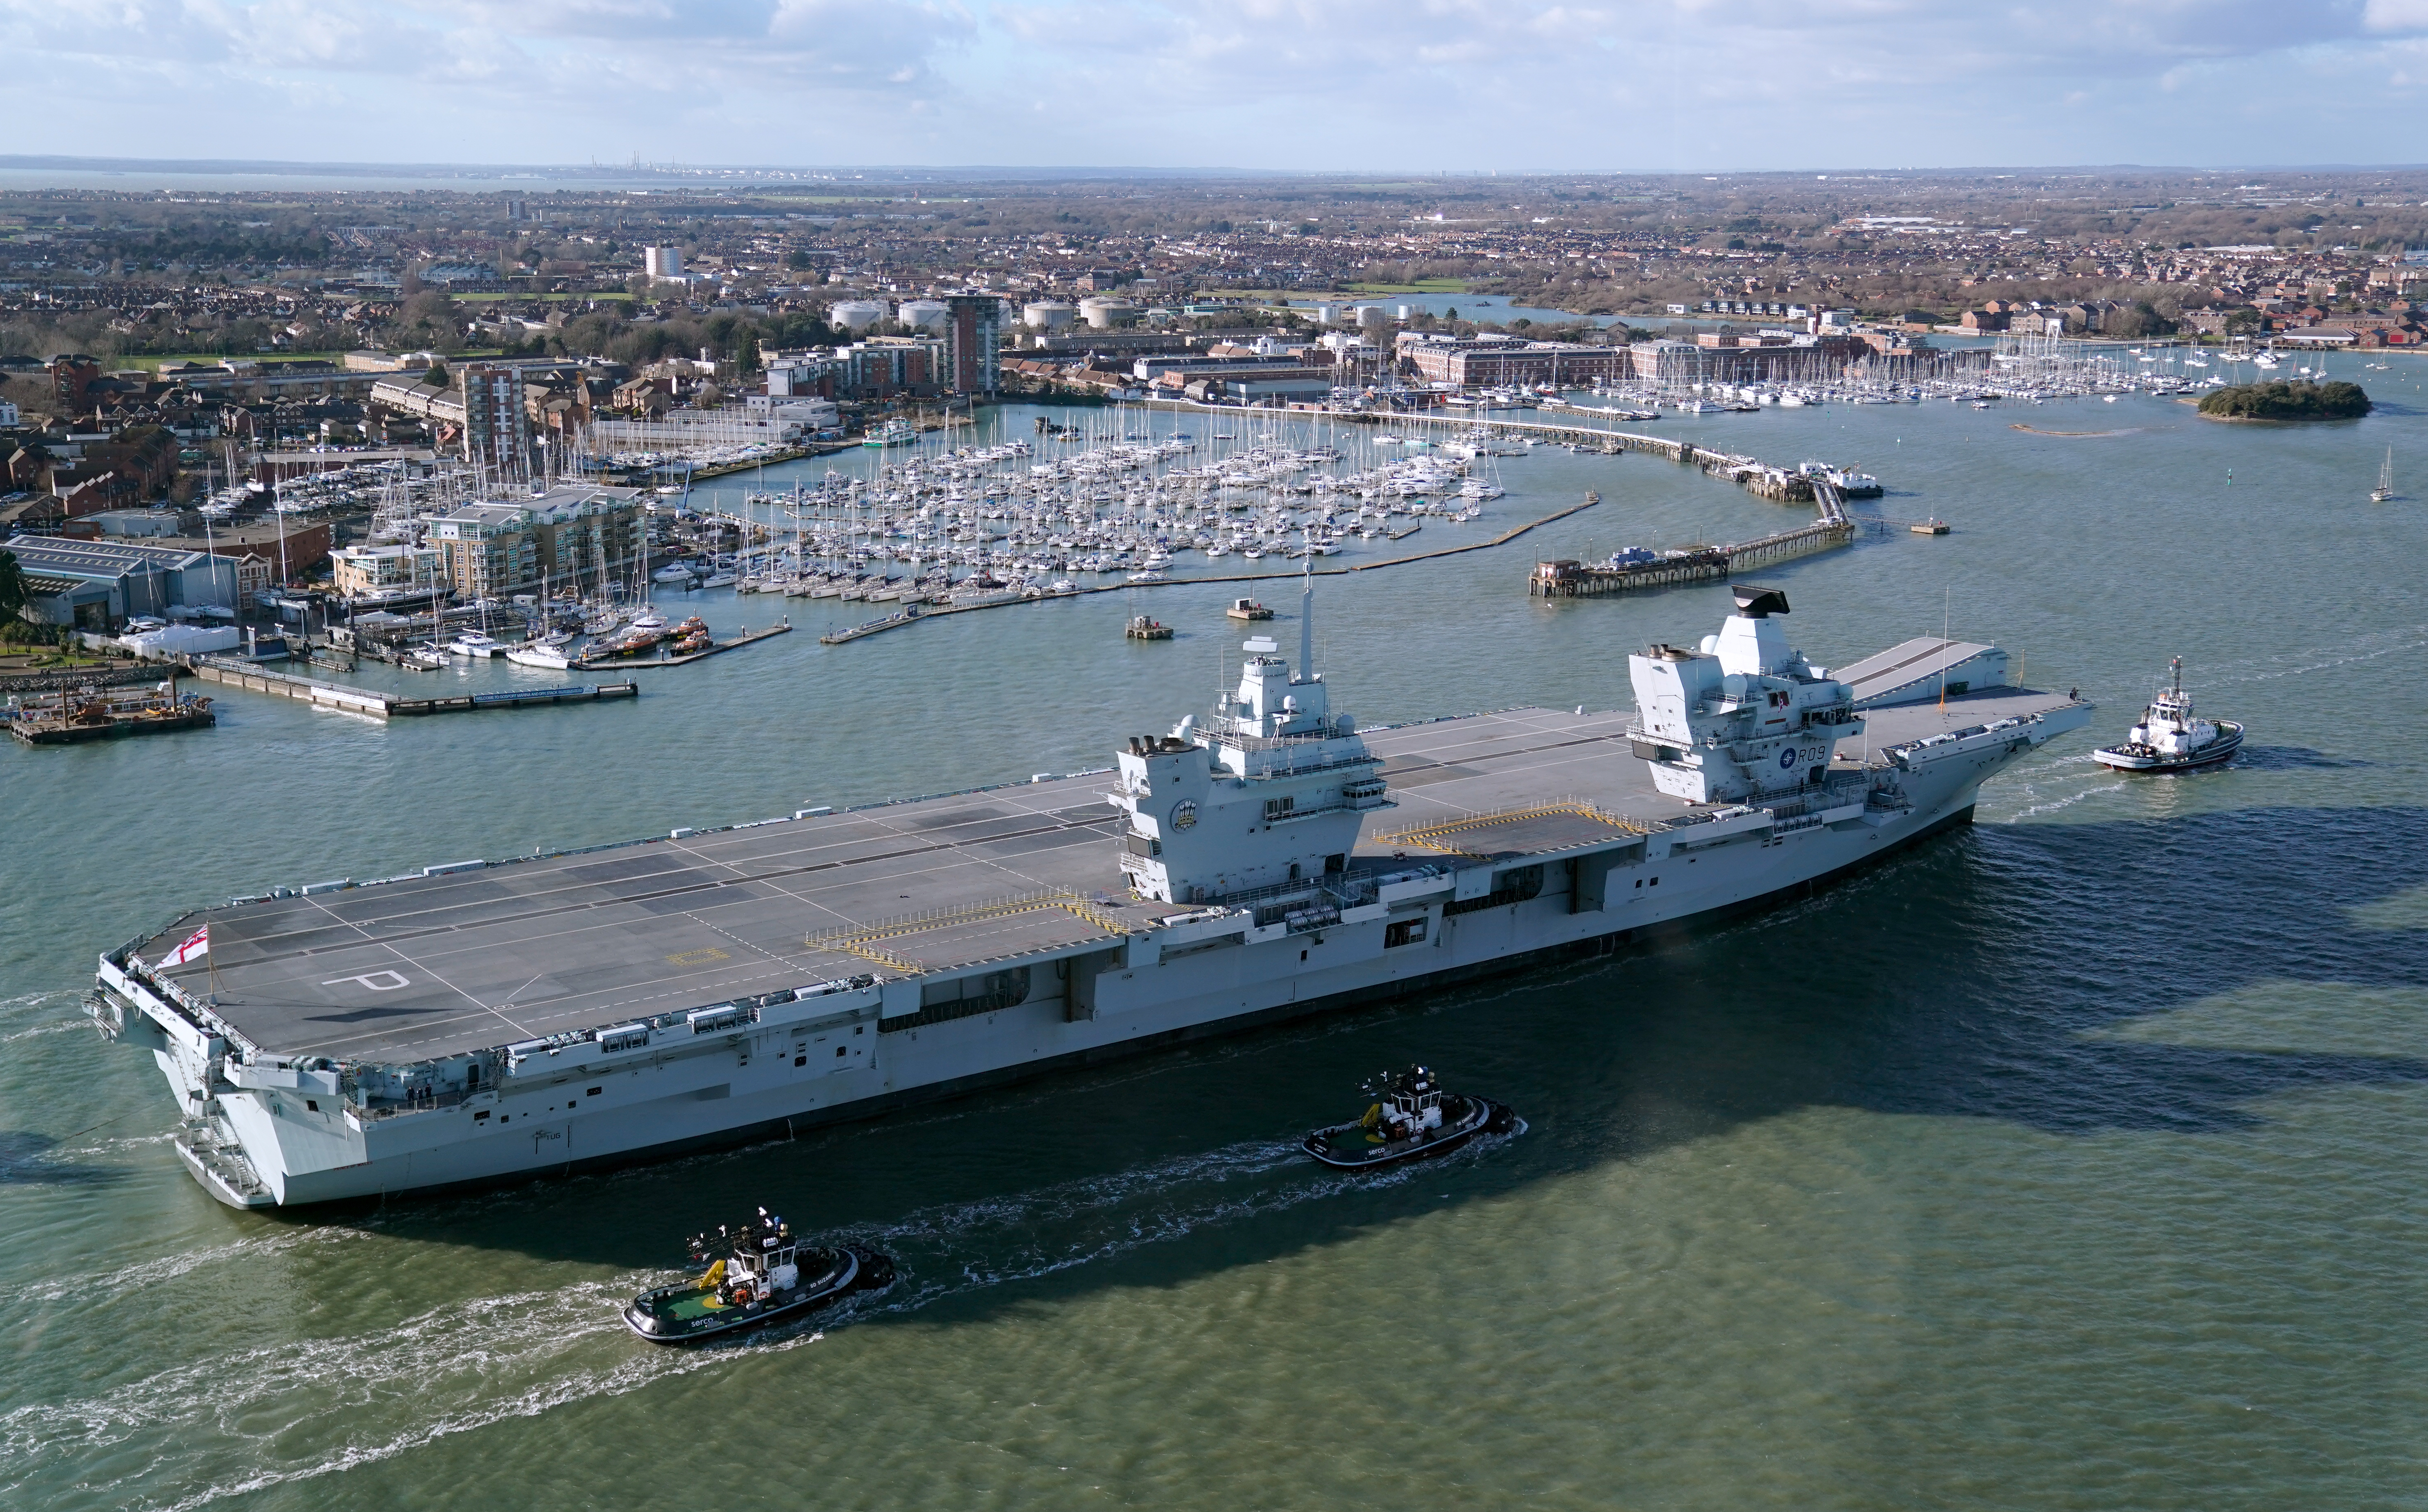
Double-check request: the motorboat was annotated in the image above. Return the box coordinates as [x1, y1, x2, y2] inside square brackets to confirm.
[624, 1208, 894, 1345]
[1300, 1065, 1516, 1170]
[505, 642, 572, 670]
[447, 631, 504, 658]
[2092, 658, 2243, 773]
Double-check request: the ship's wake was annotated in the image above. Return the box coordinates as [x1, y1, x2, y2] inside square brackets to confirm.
[0, 1129, 1515, 1511]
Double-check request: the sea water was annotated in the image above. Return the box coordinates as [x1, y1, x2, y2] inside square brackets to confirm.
[3, 354, 2425, 1510]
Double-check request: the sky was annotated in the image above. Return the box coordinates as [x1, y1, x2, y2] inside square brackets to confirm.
[5, 0, 2428, 172]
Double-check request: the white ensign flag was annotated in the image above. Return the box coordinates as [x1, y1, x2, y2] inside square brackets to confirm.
[162, 925, 210, 967]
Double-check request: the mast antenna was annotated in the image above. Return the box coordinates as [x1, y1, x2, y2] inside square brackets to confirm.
[1299, 529, 1315, 677]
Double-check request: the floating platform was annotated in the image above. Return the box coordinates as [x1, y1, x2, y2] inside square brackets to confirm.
[820, 608, 923, 645]
[9, 688, 215, 745]
[182, 656, 638, 721]
[390, 683, 638, 716]
[574, 624, 791, 670]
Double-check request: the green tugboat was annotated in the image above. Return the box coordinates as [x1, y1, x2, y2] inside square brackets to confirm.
[623, 1208, 894, 1344]
[1301, 1064, 1517, 1169]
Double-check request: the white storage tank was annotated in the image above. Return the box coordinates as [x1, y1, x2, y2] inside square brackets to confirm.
[1081, 298, 1139, 330]
[829, 299, 888, 332]
[1023, 301, 1078, 332]
[896, 298, 949, 332]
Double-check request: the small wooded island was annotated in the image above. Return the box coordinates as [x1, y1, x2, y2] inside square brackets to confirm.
[2197, 379, 2374, 421]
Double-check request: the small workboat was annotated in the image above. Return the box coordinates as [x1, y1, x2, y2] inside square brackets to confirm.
[2093, 657, 2243, 773]
[1301, 1064, 1516, 1170]
[1224, 597, 1274, 621]
[624, 1208, 894, 1345]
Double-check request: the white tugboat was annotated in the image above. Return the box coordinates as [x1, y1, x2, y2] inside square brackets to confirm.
[623, 1207, 894, 1344]
[2093, 658, 2243, 772]
[1300, 1064, 1516, 1169]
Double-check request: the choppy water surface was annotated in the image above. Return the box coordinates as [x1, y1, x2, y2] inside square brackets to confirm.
[5, 356, 2427, 1510]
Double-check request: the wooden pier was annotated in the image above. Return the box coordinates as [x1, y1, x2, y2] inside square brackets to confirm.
[1531, 480, 1855, 599]
[182, 657, 639, 720]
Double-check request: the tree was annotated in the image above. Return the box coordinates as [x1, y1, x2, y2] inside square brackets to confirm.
[424, 360, 450, 390]
[785, 249, 814, 272]
[0, 548, 25, 622]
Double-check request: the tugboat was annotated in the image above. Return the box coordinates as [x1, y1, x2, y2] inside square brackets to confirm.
[623, 1207, 895, 1345]
[2093, 657, 2244, 772]
[1300, 1065, 1516, 1169]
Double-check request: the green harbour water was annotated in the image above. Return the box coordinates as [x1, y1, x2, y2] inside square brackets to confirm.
[4, 355, 2428, 1509]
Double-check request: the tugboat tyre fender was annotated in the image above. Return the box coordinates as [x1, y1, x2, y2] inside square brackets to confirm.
[849, 1249, 897, 1292]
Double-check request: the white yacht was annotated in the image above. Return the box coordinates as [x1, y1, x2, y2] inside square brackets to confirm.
[505, 643, 573, 671]
[448, 631, 504, 658]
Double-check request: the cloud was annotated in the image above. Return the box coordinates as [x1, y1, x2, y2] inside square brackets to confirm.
[0, 0, 2423, 165]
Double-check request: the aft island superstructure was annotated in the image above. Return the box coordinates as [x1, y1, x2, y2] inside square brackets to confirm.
[93, 583, 2090, 1207]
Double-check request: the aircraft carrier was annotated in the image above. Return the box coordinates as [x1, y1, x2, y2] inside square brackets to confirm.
[91, 583, 2088, 1207]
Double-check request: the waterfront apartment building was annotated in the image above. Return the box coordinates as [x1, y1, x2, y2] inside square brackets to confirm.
[429, 486, 645, 599]
[1399, 337, 1625, 389]
[462, 365, 533, 477]
[761, 338, 949, 402]
[331, 544, 442, 599]
[943, 293, 1003, 395]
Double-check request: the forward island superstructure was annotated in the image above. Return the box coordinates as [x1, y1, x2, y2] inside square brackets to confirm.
[92, 584, 2090, 1207]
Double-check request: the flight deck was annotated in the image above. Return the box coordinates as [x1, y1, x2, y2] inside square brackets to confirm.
[136, 690, 2074, 1067]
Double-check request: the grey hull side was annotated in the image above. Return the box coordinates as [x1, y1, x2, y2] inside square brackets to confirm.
[208, 803, 1979, 1212]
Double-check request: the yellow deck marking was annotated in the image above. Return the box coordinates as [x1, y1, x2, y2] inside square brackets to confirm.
[804, 891, 1130, 974]
[1373, 801, 1651, 860]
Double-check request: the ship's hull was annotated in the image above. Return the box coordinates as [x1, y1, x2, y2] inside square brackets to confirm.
[109, 785, 1997, 1210]
[2092, 721, 2243, 772]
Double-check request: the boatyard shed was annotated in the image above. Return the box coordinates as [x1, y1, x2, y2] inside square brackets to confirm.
[3, 534, 239, 626]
